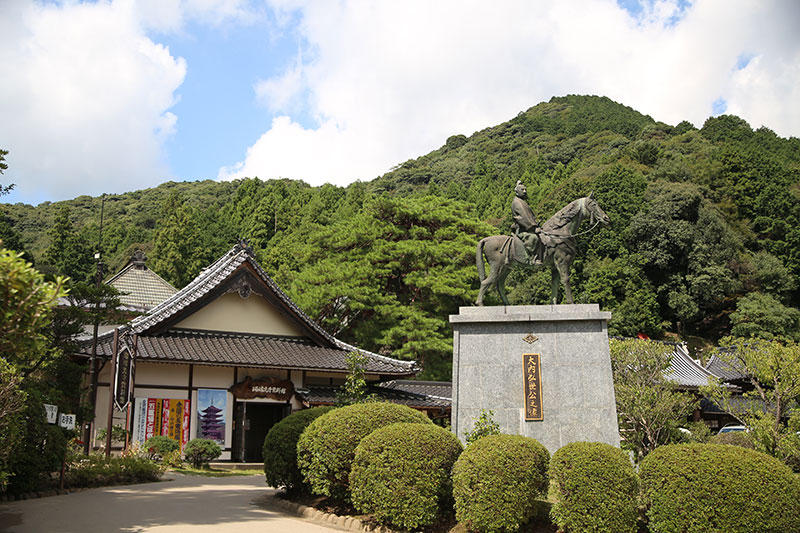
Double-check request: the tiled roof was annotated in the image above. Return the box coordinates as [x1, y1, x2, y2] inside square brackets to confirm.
[378, 380, 452, 400]
[106, 262, 177, 312]
[705, 353, 748, 381]
[90, 329, 415, 375]
[612, 338, 716, 389]
[664, 344, 718, 388]
[700, 396, 769, 416]
[297, 384, 451, 410]
[81, 241, 417, 375]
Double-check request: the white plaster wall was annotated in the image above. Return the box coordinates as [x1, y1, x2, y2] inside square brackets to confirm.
[135, 363, 190, 386]
[194, 365, 235, 388]
[174, 292, 304, 336]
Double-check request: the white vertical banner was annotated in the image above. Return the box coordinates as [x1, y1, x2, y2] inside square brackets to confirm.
[131, 398, 148, 445]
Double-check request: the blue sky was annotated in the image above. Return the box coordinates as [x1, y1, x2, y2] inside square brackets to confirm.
[1, 0, 799, 205]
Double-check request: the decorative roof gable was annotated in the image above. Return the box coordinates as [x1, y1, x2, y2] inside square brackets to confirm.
[101, 241, 416, 375]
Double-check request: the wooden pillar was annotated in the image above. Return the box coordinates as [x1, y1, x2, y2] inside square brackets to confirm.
[125, 334, 138, 451]
[105, 328, 119, 457]
[187, 364, 194, 439]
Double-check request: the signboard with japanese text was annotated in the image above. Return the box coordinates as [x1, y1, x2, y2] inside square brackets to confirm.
[59, 413, 76, 430]
[113, 344, 133, 411]
[44, 404, 58, 424]
[131, 397, 191, 449]
[523, 353, 543, 421]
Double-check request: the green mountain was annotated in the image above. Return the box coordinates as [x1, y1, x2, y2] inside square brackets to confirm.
[3, 95, 799, 378]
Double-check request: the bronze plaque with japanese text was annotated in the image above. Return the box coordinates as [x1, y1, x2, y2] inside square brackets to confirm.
[523, 353, 543, 421]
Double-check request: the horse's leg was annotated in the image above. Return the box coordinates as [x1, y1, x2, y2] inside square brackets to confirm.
[497, 266, 511, 306]
[550, 265, 560, 305]
[476, 274, 493, 306]
[478, 257, 502, 305]
[555, 252, 573, 304]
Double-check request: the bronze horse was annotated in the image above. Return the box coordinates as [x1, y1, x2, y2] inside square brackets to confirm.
[476, 194, 610, 305]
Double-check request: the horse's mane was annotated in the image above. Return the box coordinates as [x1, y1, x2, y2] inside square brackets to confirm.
[542, 198, 582, 231]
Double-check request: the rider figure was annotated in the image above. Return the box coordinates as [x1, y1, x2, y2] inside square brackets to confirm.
[511, 180, 543, 265]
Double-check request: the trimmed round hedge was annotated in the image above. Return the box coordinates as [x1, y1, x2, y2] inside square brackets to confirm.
[452, 434, 549, 532]
[549, 441, 639, 533]
[296, 402, 431, 502]
[640, 443, 800, 533]
[350, 423, 463, 530]
[263, 406, 335, 492]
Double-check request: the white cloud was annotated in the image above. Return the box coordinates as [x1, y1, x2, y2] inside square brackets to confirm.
[221, 0, 800, 186]
[0, 0, 186, 203]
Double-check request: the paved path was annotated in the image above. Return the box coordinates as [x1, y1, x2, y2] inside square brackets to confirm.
[0, 474, 342, 533]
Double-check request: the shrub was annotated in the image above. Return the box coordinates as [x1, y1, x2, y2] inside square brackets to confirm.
[452, 434, 549, 532]
[183, 438, 222, 468]
[550, 442, 639, 533]
[296, 402, 430, 503]
[464, 409, 500, 445]
[144, 435, 180, 461]
[7, 398, 69, 494]
[161, 449, 183, 468]
[640, 443, 800, 533]
[350, 423, 463, 530]
[708, 431, 754, 448]
[263, 406, 335, 492]
[65, 454, 163, 488]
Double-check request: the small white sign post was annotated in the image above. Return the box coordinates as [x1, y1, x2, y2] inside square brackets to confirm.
[44, 404, 58, 424]
[58, 413, 76, 431]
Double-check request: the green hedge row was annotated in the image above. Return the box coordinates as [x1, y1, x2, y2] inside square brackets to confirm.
[266, 404, 800, 533]
[263, 406, 334, 492]
[452, 434, 549, 532]
[550, 442, 639, 533]
[296, 402, 431, 503]
[640, 443, 800, 533]
[350, 422, 462, 530]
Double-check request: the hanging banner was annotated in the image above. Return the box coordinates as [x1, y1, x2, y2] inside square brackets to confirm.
[197, 389, 227, 445]
[132, 398, 148, 444]
[113, 344, 133, 411]
[133, 397, 192, 449]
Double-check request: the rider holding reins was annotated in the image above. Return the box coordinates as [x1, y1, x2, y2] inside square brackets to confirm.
[511, 180, 543, 265]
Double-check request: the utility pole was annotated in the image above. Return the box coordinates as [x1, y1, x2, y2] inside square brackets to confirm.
[83, 194, 105, 454]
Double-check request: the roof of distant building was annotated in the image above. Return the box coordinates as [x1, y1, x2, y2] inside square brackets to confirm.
[105, 250, 177, 312]
[705, 353, 748, 382]
[297, 383, 451, 411]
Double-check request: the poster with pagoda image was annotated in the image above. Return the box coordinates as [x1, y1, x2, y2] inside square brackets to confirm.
[197, 389, 227, 445]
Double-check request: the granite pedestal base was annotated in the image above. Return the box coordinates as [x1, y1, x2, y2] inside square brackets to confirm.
[450, 304, 619, 454]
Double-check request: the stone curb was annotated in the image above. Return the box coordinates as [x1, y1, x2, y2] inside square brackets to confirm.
[268, 494, 396, 533]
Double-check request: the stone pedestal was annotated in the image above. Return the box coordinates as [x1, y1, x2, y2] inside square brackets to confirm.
[450, 304, 619, 454]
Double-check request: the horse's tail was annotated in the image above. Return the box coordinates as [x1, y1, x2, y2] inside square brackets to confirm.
[476, 238, 486, 281]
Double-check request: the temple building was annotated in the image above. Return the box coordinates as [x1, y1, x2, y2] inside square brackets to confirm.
[81, 241, 418, 462]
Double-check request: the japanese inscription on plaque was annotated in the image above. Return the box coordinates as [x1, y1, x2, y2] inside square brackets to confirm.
[523, 353, 543, 421]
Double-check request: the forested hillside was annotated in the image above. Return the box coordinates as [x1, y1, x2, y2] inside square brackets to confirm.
[3, 95, 799, 379]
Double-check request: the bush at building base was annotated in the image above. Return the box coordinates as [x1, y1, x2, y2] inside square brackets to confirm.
[639, 443, 800, 533]
[350, 422, 463, 530]
[144, 435, 180, 461]
[262, 406, 335, 492]
[183, 438, 222, 468]
[296, 402, 431, 503]
[452, 434, 549, 533]
[65, 454, 164, 487]
[549, 441, 639, 533]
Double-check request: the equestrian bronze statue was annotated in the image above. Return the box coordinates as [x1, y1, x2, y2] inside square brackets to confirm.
[476, 181, 609, 305]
